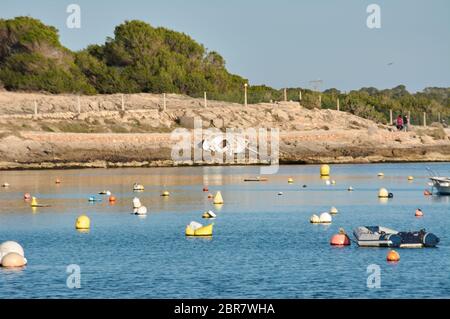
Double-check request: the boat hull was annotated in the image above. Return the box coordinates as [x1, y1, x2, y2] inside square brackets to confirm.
[430, 177, 450, 195]
[354, 226, 439, 248]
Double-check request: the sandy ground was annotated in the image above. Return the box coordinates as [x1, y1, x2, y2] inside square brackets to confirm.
[1, 91, 450, 170]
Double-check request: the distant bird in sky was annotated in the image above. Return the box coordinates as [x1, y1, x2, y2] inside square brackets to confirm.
[387, 62, 394, 66]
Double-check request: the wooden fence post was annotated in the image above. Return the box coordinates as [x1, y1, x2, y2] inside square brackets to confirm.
[163, 93, 167, 111]
[244, 83, 248, 107]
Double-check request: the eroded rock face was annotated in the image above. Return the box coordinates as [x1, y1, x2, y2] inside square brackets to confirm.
[0, 92, 449, 168]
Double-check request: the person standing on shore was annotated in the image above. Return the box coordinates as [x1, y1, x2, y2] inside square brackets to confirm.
[403, 115, 409, 131]
[396, 115, 404, 131]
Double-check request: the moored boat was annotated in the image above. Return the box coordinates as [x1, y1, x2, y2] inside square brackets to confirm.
[353, 226, 439, 248]
[353, 226, 401, 247]
[429, 177, 450, 195]
[244, 177, 268, 182]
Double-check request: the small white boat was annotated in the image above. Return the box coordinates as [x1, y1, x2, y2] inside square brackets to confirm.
[353, 226, 401, 247]
[430, 177, 450, 195]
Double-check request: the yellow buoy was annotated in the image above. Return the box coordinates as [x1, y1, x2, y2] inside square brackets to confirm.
[408, 176, 414, 181]
[378, 172, 384, 177]
[213, 191, 224, 205]
[30, 197, 39, 207]
[288, 178, 294, 184]
[161, 191, 170, 197]
[185, 225, 196, 236]
[194, 224, 214, 236]
[185, 222, 214, 236]
[75, 215, 90, 230]
[378, 188, 389, 198]
[320, 165, 330, 176]
[1, 252, 27, 268]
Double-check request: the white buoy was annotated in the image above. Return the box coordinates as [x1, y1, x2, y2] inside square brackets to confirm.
[378, 188, 389, 198]
[133, 183, 145, 191]
[202, 210, 217, 219]
[0, 241, 25, 259]
[1, 253, 27, 268]
[319, 212, 332, 223]
[310, 214, 320, 224]
[0, 241, 27, 267]
[134, 206, 147, 215]
[132, 197, 142, 209]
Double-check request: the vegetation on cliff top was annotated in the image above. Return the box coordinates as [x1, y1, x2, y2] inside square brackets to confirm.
[0, 16, 449, 124]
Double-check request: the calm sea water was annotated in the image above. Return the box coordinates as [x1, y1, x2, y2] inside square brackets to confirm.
[1, 163, 450, 299]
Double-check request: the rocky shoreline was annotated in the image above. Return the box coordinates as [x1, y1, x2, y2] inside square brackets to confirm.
[1, 131, 450, 171]
[1, 92, 450, 170]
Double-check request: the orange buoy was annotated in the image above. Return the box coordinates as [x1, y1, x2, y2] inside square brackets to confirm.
[203, 187, 209, 192]
[424, 190, 432, 196]
[24, 193, 31, 200]
[207, 193, 213, 199]
[55, 178, 61, 184]
[330, 234, 351, 246]
[415, 209, 424, 217]
[109, 196, 117, 203]
[387, 250, 400, 262]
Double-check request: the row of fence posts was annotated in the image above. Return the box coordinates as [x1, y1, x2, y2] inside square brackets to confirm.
[27, 89, 348, 116]
[31, 93, 152, 117]
[27, 91, 442, 127]
[388, 109, 440, 127]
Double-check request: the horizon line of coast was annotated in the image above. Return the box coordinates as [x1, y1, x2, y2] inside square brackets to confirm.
[1, 159, 450, 171]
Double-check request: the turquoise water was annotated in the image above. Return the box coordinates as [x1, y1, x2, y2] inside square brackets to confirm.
[0, 163, 449, 298]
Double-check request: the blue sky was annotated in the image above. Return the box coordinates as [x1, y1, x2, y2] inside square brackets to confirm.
[1, 0, 449, 92]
